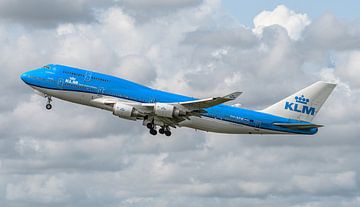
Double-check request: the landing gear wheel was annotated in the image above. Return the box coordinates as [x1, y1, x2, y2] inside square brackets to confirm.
[164, 130, 171, 137]
[150, 128, 157, 135]
[46, 103, 52, 110]
[146, 123, 153, 129]
[159, 128, 165, 134]
[46, 96, 52, 110]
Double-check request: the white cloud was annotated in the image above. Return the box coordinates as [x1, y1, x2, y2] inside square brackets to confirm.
[336, 50, 360, 88]
[6, 175, 68, 203]
[292, 171, 357, 194]
[253, 5, 311, 40]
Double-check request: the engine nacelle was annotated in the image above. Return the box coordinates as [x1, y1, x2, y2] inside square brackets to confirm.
[113, 102, 141, 120]
[154, 103, 185, 118]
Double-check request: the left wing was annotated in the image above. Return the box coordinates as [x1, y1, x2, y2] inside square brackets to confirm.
[92, 91, 242, 110]
[174, 92, 242, 110]
[91, 91, 242, 127]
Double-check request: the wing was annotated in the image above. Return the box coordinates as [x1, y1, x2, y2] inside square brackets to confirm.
[92, 91, 242, 110]
[175, 91, 242, 109]
[91, 91, 242, 127]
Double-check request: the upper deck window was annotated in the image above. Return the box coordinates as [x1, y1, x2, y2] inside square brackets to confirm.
[63, 70, 85, 77]
[91, 76, 109, 82]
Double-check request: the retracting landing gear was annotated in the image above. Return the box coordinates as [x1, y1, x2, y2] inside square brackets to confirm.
[150, 128, 157, 135]
[147, 122, 157, 135]
[144, 119, 172, 136]
[164, 130, 171, 137]
[45, 96, 52, 110]
[159, 127, 171, 137]
[146, 123, 172, 136]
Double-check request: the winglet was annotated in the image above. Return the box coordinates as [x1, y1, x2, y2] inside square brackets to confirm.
[223, 92, 242, 100]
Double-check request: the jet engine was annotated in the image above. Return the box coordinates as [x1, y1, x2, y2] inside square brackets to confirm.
[113, 102, 142, 120]
[154, 103, 185, 118]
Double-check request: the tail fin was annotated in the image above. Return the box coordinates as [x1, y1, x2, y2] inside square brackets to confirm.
[261, 81, 336, 122]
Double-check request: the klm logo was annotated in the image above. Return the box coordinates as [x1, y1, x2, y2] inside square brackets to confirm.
[65, 77, 78, 85]
[284, 95, 315, 115]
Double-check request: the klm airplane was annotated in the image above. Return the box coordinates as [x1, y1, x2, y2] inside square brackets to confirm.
[20, 64, 336, 136]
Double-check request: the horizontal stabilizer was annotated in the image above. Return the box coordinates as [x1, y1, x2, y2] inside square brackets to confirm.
[273, 122, 323, 129]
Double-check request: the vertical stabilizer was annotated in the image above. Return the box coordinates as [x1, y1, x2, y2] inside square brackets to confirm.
[261, 81, 336, 122]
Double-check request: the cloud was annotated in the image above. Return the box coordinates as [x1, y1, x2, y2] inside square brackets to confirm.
[334, 51, 360, 88]
[253, 5, 311, 40]
[0, 1, 360, 207]
[292, 171, 357, 195]
[184, 27, 258, 48]
[0, 0, 111, 28]
[302, 13, 360, 51]
[119, 0, 203, 10]
[115, 55, 157, 84]
[6, 175, 69, 203]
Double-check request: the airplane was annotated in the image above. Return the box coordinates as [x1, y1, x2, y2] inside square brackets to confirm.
[20, 64, 336, 136]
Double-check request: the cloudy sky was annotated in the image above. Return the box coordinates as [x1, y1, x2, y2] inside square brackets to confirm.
[1, 0, 360, 206]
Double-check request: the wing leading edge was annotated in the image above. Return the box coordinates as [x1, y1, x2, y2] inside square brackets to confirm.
[176, 91, 242, 109]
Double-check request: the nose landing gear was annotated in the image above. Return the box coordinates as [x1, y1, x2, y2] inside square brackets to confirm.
[45, 96, 52, 110]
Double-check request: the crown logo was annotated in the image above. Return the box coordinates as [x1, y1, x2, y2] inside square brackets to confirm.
[295, 95, 309, 105]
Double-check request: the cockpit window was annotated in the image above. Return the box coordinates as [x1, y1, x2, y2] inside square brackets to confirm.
[43, 65, 50, 69]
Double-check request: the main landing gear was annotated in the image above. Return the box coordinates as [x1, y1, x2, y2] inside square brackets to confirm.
[45, 96, 52, 110]
[146, 123, 171, 136]
[159, 127, 171, 136]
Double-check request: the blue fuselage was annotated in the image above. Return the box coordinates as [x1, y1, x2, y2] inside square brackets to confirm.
[20, 64, 317, 135]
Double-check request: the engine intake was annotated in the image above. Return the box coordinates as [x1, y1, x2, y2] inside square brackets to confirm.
[154, 103, 185, 118]
[113, 102, 141, 120]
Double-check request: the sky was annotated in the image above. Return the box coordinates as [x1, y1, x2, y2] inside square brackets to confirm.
[0, 0, 360, 207]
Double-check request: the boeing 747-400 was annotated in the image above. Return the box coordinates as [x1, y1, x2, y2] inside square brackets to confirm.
[20, 64, 336, 136]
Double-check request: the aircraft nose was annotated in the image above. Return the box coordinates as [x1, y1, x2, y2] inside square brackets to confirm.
[20, 72, 29, 83]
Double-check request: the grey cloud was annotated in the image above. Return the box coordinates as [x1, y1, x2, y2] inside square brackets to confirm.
[184, 27, 258, 48]
[302, 13, 360, 51]
[0, 0, 115, 28]
[117, 0, 204, 22]
[115, 55, 157, 85]
[119, 0, 203, 10]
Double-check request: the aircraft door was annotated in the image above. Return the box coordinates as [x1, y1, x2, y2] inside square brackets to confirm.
[85, 71, 92, 82]
[57, 78, 64, 89]
[97, 87, 104, 96]
[254, 120, 262, 131]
